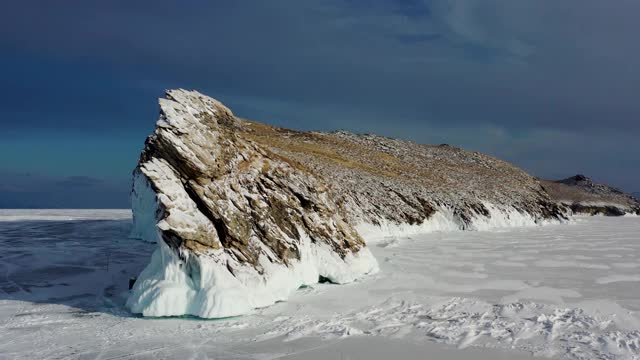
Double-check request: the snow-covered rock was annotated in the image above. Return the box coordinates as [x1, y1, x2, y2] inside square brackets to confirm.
[127, 90, 378, 318]
[542, 174, 640, 216]
[128, 89, 570, 318]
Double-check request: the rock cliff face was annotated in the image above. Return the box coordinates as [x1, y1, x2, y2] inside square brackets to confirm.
[128, 89, 570, 318]
[127, 90, 378, 318]
[541, 175, 640, 216]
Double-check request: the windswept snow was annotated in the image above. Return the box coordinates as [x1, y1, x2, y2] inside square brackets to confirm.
[0, 211, 639, 359]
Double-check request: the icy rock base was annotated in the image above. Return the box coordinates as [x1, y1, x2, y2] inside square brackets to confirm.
[126, 172, 378, 318]
[126, 236, 378, 318]
[128, 170, 161, 243]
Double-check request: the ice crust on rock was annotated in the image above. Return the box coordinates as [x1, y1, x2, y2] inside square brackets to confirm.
[357, 203, 547, 242]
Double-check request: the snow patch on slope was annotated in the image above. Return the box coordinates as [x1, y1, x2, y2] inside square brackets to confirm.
[357, 203, 548, 243]
[472, 203, 544, 230]
[356, 207, 461, 241]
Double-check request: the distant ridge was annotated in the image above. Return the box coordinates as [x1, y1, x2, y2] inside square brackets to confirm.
[542, 175, 639, 216]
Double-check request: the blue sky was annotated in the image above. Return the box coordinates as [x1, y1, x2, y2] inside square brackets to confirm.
[1, 0, 639, 208]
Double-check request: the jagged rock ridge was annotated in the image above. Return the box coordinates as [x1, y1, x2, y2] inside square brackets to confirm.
[542, 175, 640, 216]
[128, 89, 575, 318]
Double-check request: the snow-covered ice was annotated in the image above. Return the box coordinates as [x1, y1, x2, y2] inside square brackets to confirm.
[0, 211, 639, 359]
[0, 209, 132, 222]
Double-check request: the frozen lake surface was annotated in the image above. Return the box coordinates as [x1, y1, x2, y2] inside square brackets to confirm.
[0, 210, 639, 359]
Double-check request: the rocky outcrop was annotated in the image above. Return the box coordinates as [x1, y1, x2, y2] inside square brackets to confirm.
[541, 175, 640, 216]
[252, 128, 568, 233]
[128, 89, 571, 318]
[127, 90, 378, 318]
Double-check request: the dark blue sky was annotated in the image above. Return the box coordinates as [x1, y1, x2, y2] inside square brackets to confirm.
[1, 0, 639, 208]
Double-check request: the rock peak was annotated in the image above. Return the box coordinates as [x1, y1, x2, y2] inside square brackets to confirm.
[559, 174, 591, 184]
[544, 174, 639, 216]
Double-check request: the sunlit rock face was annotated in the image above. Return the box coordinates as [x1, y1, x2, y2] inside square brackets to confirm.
[127, 89, 570, 318]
